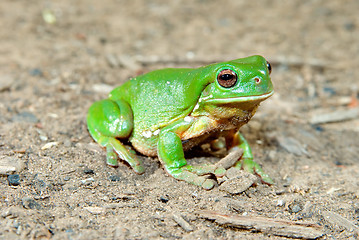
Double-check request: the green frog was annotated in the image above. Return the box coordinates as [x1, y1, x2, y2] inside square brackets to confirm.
[87, 55, 274, 189]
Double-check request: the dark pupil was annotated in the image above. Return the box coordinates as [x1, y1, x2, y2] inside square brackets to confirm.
[220, 74, 233, 81]
[266, 61, 272, 73]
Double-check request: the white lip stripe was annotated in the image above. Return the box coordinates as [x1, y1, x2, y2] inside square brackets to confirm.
[204, 91, 274, 104]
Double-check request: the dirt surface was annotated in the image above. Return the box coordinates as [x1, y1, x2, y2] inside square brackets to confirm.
[1, 0, 359, 239]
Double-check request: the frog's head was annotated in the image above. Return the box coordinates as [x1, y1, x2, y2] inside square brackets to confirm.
[195, 55, 273, 118]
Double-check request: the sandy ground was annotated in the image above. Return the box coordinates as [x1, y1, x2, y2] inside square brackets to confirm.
[1, 0, 359, 239]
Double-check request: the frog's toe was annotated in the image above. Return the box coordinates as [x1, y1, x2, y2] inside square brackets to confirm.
[202, 179, 216, 190]
[106, 150, 119, 167]
[107, 138, 145, 175]
[258, 173, 274, 185]
[132, 163, 145, 175]
[183, 164, 226, 177]
[241, 158, 255, 174]
[253, 163, 274, 185]
[170, 169, 216, 190]
[240, 158, 273, 185]
[214, 167, 226, 177]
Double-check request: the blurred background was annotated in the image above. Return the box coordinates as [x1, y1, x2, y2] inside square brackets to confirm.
[2, 1, 358, 72]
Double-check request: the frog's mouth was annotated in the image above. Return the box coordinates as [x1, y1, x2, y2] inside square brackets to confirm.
[204, 91, 274, 104]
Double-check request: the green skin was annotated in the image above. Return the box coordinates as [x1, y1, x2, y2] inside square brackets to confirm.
[87, 55, 274, 190]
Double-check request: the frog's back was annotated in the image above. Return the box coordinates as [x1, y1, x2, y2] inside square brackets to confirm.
[109, 68, 202, 131]
[108, 68, 208, 155]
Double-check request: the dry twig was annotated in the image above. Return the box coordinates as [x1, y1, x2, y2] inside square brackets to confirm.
[215, 148, 243, 169]
[172, 212, 194, 232]
[197, 210, 324, 239]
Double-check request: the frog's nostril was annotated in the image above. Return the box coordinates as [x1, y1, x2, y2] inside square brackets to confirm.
[254, 78, 261, 84]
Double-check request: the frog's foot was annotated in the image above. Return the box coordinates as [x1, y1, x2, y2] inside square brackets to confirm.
[158, 131, 225, 189]
[103, 137, 145, 174]
[166, 168, 213, 190]
[235, 158, 273, 185]
[164, 164, 225, 190]
[183, 164, 226, 177]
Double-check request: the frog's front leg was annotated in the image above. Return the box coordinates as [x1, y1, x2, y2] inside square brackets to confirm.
[158, 132, 226, 190]
[226, 131, 273, 184]
[157, 120, 225, 190]
[87, 99, 144, 174]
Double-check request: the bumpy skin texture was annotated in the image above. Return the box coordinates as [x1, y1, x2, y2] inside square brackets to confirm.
[87, 55, 274, 189]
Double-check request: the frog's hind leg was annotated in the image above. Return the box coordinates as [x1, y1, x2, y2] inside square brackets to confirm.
[87, 99, 144, 174]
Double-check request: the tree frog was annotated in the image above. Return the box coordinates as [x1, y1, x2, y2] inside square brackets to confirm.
[87, 55, 274, 189]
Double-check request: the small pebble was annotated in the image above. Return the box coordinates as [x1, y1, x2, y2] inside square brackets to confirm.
[63, 176, 70, 181]
[41, 142, 58, 150]
[39, 135, 48, 141]
[288, 201, 303, 213]
[7, 174, 20, 186]
[109, 175, 121, 182]
[63, 139, 72, 147]
[267, 150, 277, 161]
[81, 177, 95, 185]
[159, 196, 169, 203]
[33, 179, 47, 192]
[83, 169, 95, 174]
[276, 199, 285, 207]
[219, 170, 256, 194]
[22, 197, 41, 210]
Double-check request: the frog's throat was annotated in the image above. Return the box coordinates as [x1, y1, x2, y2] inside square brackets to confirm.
[203, 91, 274, 104]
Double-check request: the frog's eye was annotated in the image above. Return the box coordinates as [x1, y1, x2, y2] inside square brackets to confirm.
[217, 69, 237, 88]
[266, 61, 272, 75]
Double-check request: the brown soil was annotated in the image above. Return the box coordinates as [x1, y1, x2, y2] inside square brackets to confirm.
[1, 0, 359, 239]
